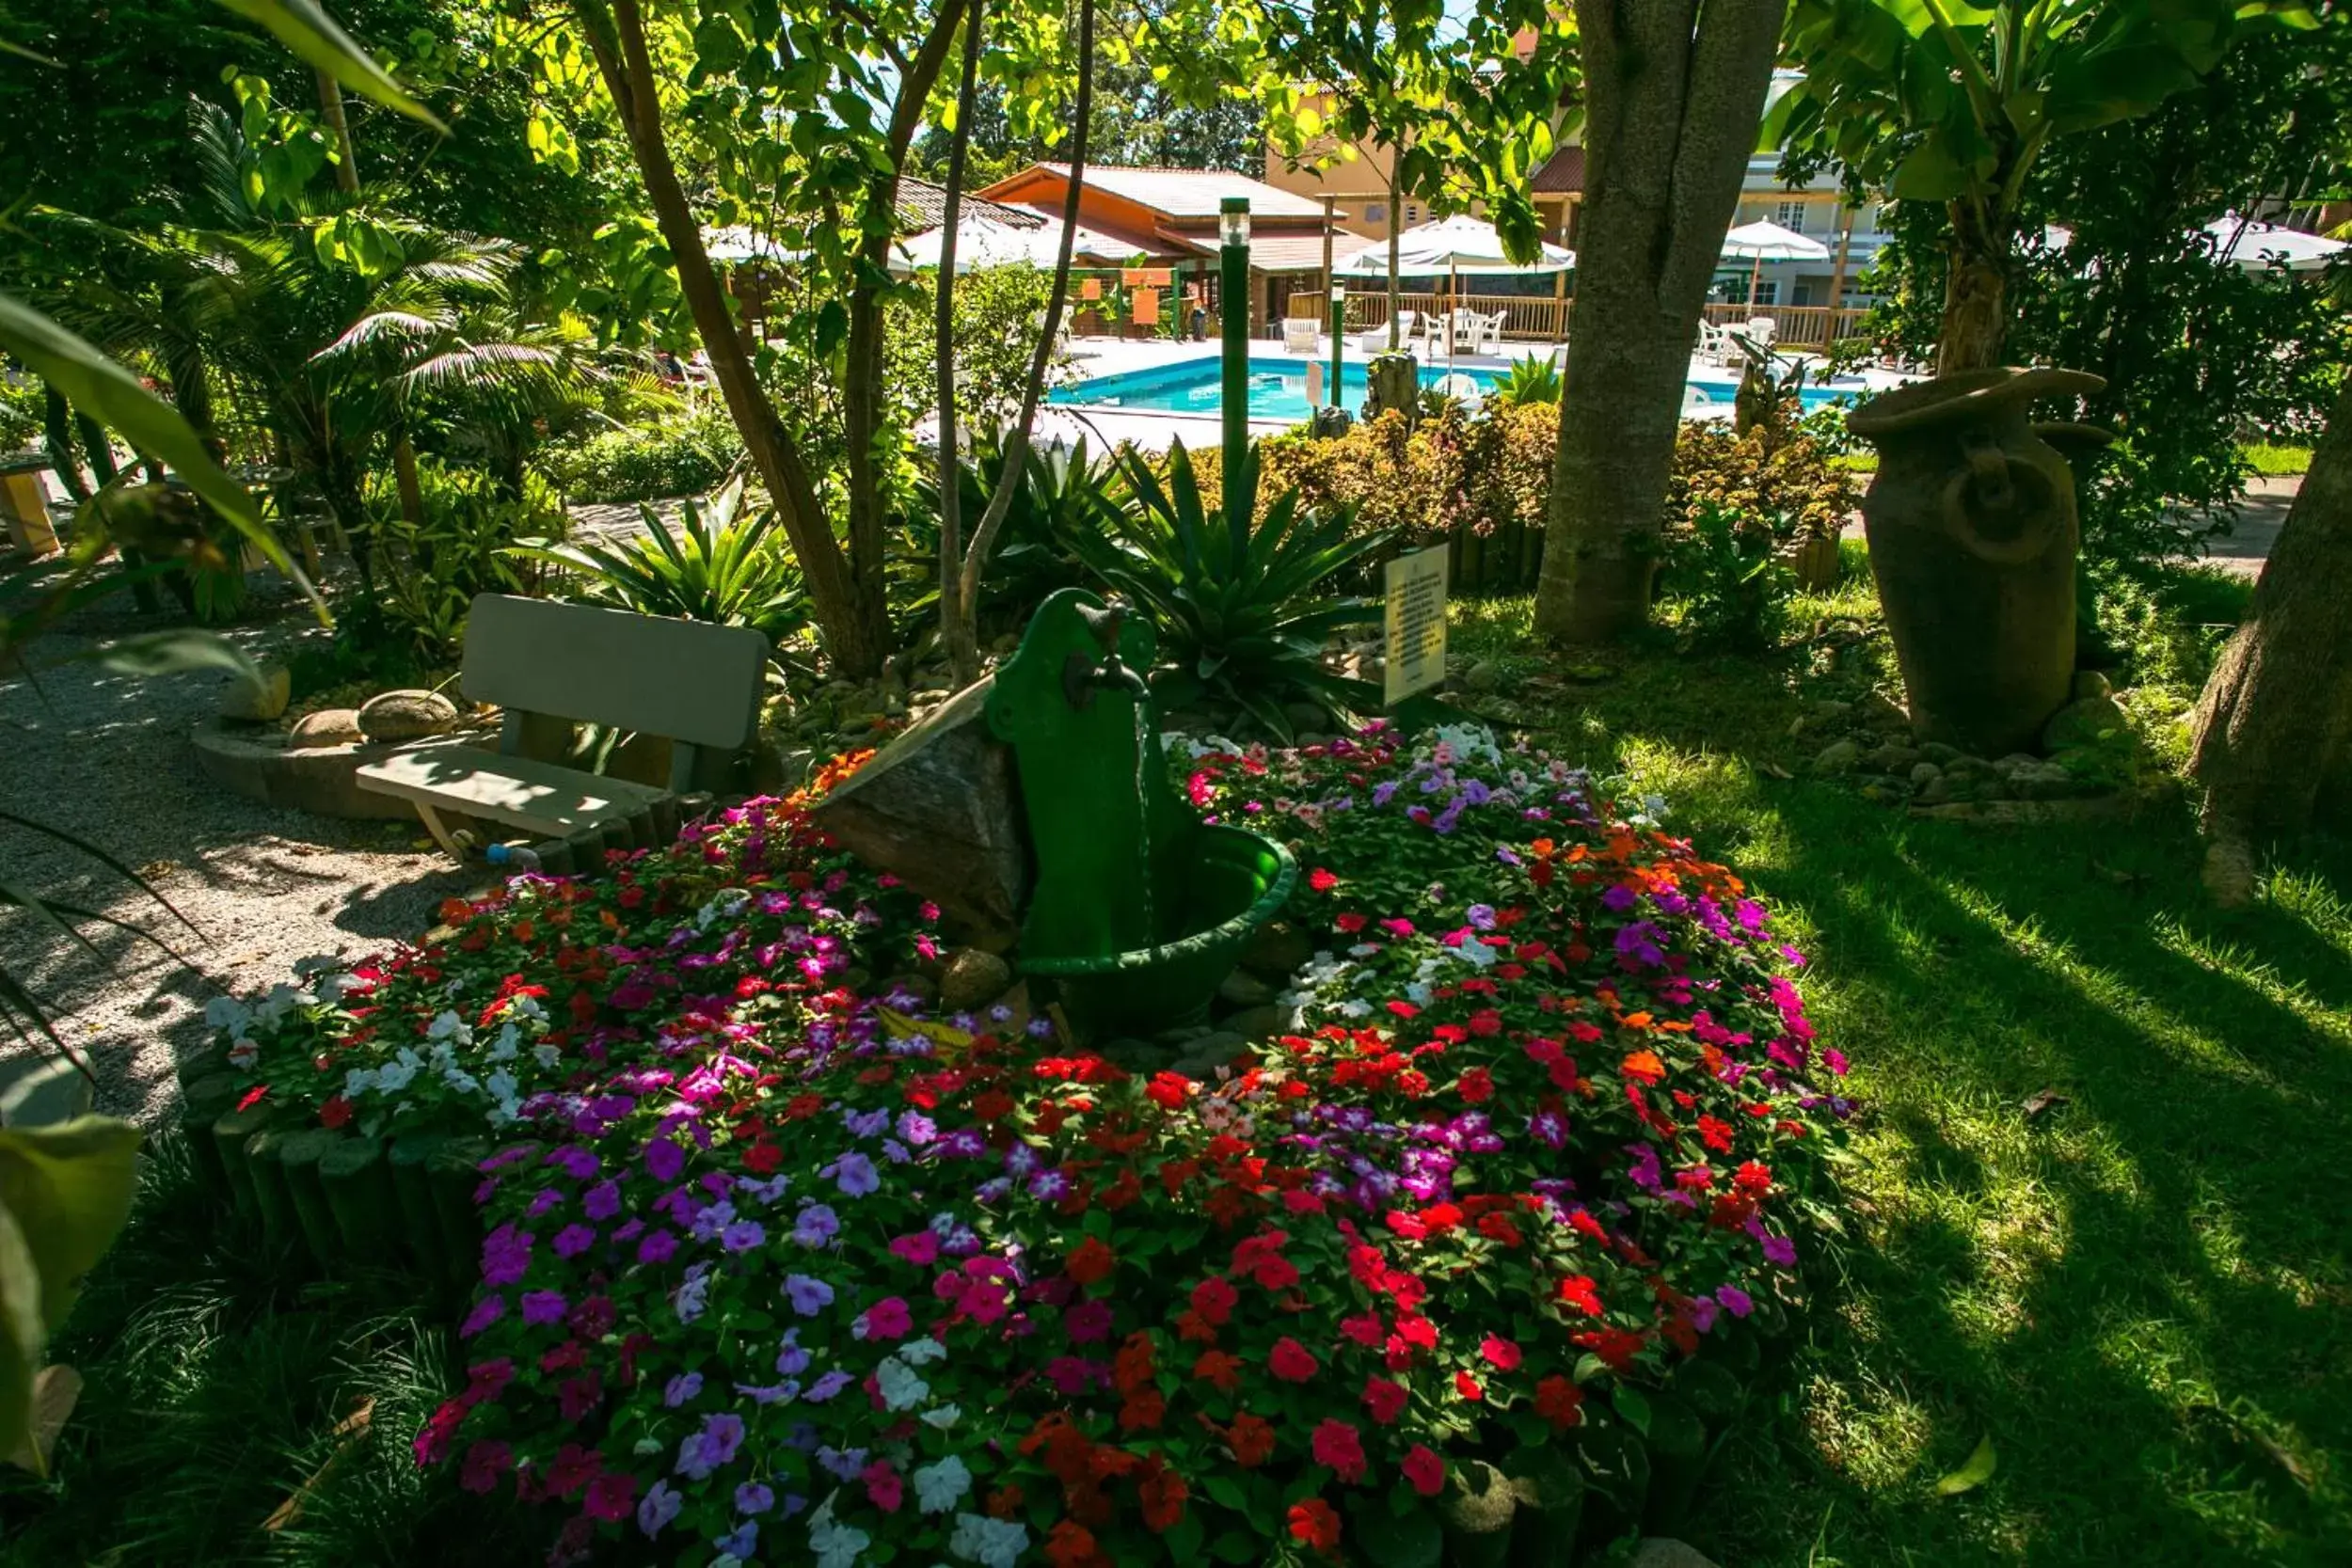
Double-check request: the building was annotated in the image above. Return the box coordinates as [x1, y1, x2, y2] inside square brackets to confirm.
[975, 164, 1343, 329]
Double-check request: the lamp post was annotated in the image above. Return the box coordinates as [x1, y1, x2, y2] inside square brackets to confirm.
[1328, 280, 1345, 414]
[1219, 196, 1250, 523]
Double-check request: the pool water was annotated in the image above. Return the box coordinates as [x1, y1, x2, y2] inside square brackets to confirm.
[1050, 356, 1867, 421]
[1049, 357, 1499, 422]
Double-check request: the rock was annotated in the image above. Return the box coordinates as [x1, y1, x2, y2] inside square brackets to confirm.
[1812, 739, 1863, 776]
[2202, 838, 2259, 908]
[1155, 1022, 1216, 1047]
[285, 707, 362, 750]
[1239, 921, 1315, 978]
[1631, 1542, 1724, 1568]
[1944, 752, 1990, 778]
[1462, 659, 1502, 693]
[1097, 1037, 1168, 1074]
[1855, 692, 1911, 732]
[219, 661, 291, 721]
[1864, 743, 1924, 773]
[1283, 700, 1329, 730]
[2073, 668, 2114, 701]
[1561, 662, 1613, 684]
[2040, 693, 2130, 752]
[1915, 774, 1954, 805]
[1919, 740, 1963, 765]
[938, 947, 1012, 1011]
[1171, 1031, 1248, 1077]
[805, 677, 1028, 936]
[1908, 762, 1943, 787]
[1860, 781, 1910, 805]
[1224, 1003, 1300, 1041]
[2010, 760, 2076, 800]
[1810, 698, 1855, 721]
[357, 688, 458, 741]
[1216, 968, 1277, 1008]
[1990, 752, 2039, 779]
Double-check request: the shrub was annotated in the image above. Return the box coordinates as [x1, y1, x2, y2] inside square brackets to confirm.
[901, 428, 1116, 639]
[365, 460, 567, 660]
[1661, 501, 1797, 653]
[1487, 354, 1563, 407]
[209, 724, 1848, 1568]
[512, 478, 807, 647]
[539, 409, 746, 505]
[1668, 421, 1858, 546]
[883, 263, 1073, 431]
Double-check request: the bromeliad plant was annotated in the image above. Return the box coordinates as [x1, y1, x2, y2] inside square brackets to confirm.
[203, 721, 1851, 1568]
[1069, 441, 1387, 738]
[513, 478, 808, 649]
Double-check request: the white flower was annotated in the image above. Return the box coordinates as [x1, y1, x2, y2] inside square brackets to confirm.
[912, 1455, 971, 1514]
[227, 1037, 259, 1069]
[875, 1357, 929, 1411]
[898, 1337, 946, 1366]
[314, 973, 351, 1004]
[1452, 940, 1496, 970]
[809, 1496, 871, 1568]
[443, 1067, 481, 1097]
[373, 1049, 421, 1094]
[486, 1023, 519, 1064]
[532, 1042, 561, 1069]
[203, 996, 252, 1033]
[919, 1402, 961, 1430]
[509, 991, 546, 1021]
[343, 1067, 376, 1098]
[948, 1513, 1027, 1568]
[426, 1010, 470, 1044]
[485, 1068, 518, 1103]
[696, 889, 751, 930]
[1339, 998, 1372, 1019]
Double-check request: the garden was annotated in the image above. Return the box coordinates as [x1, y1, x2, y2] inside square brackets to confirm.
[2, 1, 2350, 1567]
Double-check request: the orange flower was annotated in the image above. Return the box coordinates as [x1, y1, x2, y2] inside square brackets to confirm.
[1620, 1050, 1666, 1085]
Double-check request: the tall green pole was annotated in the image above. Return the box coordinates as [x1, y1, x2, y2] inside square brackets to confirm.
[1219, 195, 1250, 523]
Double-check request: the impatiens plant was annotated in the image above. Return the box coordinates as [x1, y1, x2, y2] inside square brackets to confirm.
[207, 725, 1851, 1566]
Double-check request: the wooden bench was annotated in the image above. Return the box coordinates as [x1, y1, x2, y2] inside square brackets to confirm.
[358, 594, 769, 862]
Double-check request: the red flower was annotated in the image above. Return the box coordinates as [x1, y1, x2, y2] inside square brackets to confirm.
[1190, 1276, 1238, 1325]
[741, 1141, 783, 1174]
[1227, 1411, 1277, 1466]
[1402, 1444, 1445, 1497]
[1335, 911, 1368, 933]
[1480, 1335, 1522, 1370]
[1137, 1459, 1188, 1532]
[1066, 1236, 1117, 1287]
[1340, 1310, 1384, 1347]
[1735, 1159, 1774, 1195]
[1534, 1375, 1586, 1430]
[1269, 1337, 1320, 1382]
[545, 1441, 600, 1497]
[1119, 1389, 1168, 1431]
[1456, 1067, 1494, 1103]
[1192, 1350, 1243, 1391]
[1045, 1520, 1104, 1568]
[318, 1096, 353, 1130]
[582, 1468, 636, 1522]
[1308, 867, 1339, 892]
[1145, 1071, 1191, 1109]
[1288, 1497, 1343, 1555]
[1311, 1418, 1366, 1482]
[1361, 1376, 1408, 1424]
[458, 1439, 512, 1495]
[1454, 1370, 1484, 1402]
[1557, 1273, 1604, 1317]
[235, 1085, 270, 1112]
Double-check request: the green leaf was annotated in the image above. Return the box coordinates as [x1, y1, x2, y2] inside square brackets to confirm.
[211, 0, 447, 130]
[1613, 1384, 1653, 1435]
[1210, 1528, 1260, 1561]
[1934, 1433, 1997, 1496]
[85, 630, 262, 684]
[1161, 1510, 1205, 1561]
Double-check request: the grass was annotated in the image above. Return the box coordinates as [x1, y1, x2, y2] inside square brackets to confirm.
[1448, 572, 2351, 1568]
[2243, 444, 2313, 477]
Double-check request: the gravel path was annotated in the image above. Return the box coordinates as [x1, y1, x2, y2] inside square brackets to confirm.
[1, 600, 473, 1126]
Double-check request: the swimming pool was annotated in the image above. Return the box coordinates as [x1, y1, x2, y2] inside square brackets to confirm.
[1049, 357, 1500, 422]
[1050, 355, 1867, 421]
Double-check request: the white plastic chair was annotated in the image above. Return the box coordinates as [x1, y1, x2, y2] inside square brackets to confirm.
[1745, 317, 1778, 353]
[1433, 372, 1484, 410]
[1452, 309, 1506, 354]
[1357, 309, 1422, 354]
[1282, 317, 1322, 354]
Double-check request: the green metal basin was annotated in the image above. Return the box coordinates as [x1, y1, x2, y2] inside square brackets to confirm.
[1020, 824, 1297, 1037]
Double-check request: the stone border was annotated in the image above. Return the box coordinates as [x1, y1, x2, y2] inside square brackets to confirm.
[190, 718, 493, 821]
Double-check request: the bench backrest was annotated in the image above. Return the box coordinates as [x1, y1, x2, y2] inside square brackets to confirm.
[461, 594, 769, 750]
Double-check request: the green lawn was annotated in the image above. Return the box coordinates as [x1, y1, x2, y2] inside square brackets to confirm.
[1450, 585, 2352, 1568]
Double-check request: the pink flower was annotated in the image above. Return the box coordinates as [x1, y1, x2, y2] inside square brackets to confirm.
[583, 1469, 637, 1522]
[459, 1439, 512, 1494]
[1269, 1338, 1319, 1383]
[1311, 1418, 1365, 1483]
[889, 1230, 940, 1266]
[863, 1459, 904, 1513]
[856, 1297, 913, 1340]
[1402, 1445, 1444, 1497]
[1479, 1335, 1522, 1370]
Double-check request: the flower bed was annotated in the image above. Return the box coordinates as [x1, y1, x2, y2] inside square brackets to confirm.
[208, 728, 1851, 1567]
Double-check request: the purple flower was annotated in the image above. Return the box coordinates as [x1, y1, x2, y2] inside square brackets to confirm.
[776, 1332, 811, 1376]
[1467, 903, 1497, 929]
[521, 1290, 567, 1326]
[481, 1224, 534, 1288]
[803, 1370, 854, 1402]
[785, 1275, 835, 1316]
[793, 1205, 839, 1247]
[638, 1479, 684, 1538]
[459, 1293, 505, 1338]
[722, 1220, 767, 1254]
[1025, 1017, 1055, 1039]
[816, 1444, 867, 1480]
[1373, 780, 1401, 807]
[843, 1106, 891, 1138]
[1064, 1299, 1113, 1342]
[1527, 1110, 1567, 1149]
[644, 1138, 686, 1183]
[1600, 884, 1639, 912]
[552, 1224, 596, 1259]
[896, 1110, 937, 1146]
[638, 1229, 679, 1265]
[525, 1189, 564, 1219]
[548, 1146, 599, 1181]
[1715, 1285, 1754, 1318]
[675, 1413, 747, 1481]
[1028, 1168, 1071, 1201]
[664, 1371, 704, 1408]
[713, 1521, 757, 1560]
[1761, 1232, 1798, 1266]
[582, 1180, 622, 1221]
[736, 1481, 774, 1515]
[832, 1153, 880, 1197]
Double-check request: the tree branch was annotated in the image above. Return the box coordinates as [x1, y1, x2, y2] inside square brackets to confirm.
[829, 0, 912, 71]
[936, 0, 985, 666]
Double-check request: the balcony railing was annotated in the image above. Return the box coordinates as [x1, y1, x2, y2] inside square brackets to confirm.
[1285, 292, 1875, 353]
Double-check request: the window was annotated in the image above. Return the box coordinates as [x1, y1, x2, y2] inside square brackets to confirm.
[1364, 202, 1388, 224]
[1405, 202, 1422, 223]
[1773, 199, 1808, 232]
[1792, 282, 1814, 307]
[1751, 280, 1780, 306]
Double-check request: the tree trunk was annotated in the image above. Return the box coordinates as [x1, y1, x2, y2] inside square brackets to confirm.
[935, 0, 987, 681]
[1386, 161, 1403, 351]
[315, 71, 361, 195]
[393, 435, 426, 530]
[2189, 376, 2352, 840]
[1935, 198, 2009, 375]
[578, 0, 891, 677]
[1534, 0, 1788, 644]
[41, 387, 87, 504]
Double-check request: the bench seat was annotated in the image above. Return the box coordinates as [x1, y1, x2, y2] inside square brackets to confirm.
[356, 736, 672, 840]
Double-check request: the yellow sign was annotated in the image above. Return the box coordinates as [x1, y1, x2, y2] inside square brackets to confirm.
[1384, 546, 1449, 705]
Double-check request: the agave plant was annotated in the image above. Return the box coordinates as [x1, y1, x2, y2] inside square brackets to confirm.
[510, 478, 807, 648]
[1488, 352, 1563, 406]
[1066, 441, 1388, 738]
[899, 426, 1119, 639]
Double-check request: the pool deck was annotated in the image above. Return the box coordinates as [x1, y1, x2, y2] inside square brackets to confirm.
[1019, 334, 1914, 451]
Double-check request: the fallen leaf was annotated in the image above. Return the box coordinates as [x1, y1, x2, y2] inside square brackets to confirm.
[1934, 1434, 1997, 1496]
[1756, 760, 1795, 780]
[2021, 1087, 2069, 1120]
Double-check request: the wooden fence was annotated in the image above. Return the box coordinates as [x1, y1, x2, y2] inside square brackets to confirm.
[1287, 291, 1875, 354]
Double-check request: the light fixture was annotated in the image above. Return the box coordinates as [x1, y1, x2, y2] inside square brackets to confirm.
[1220, 196, 1250, 247]
[1329, 279, 1345, 303]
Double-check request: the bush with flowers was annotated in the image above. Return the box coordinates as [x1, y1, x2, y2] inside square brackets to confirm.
[205, 726, 1851, 1567]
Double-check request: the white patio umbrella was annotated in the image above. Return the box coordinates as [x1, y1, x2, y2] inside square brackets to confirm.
[703, 226, 803, 264]
[1332, 214, 1575, 277]
[1721, 219, 1831, 306]
[891, 216, 1144, 274]
[2204, 214, 2347, 274]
